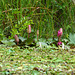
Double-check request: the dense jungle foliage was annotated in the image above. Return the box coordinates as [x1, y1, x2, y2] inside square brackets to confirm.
[0, 0, 75, 75]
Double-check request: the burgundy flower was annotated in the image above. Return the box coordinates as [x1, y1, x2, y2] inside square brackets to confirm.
[57, 41, 62, 45]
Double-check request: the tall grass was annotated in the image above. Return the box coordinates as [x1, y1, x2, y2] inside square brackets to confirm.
[0, 0, 75, 38]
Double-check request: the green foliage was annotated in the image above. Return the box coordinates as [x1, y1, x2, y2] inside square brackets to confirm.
[68, 33, 75, 45]
[0, 45, 75, 74]
[10, 17, 34, 38]
[19, 36, 26, 42]
[1, 37, 16, 46]
[0, 0, 74, 39]
[0, 29, 4, 40]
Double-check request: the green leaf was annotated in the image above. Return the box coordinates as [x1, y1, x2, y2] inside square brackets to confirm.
[31, 70, 39, 75]
[25, 37, 34, 45]
[36, 42, 48, 48]
[19, 36, 27, 42]
[69, 33, 75, 45]
[1, 38, 16, 46]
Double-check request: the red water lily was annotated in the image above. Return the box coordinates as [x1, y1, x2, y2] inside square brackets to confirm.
[57, 41, 62, 45]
